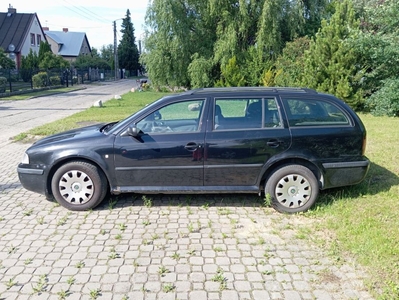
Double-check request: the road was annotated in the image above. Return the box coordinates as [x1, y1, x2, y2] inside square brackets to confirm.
[0, 79, 137, 146]
[0, 80, 374, 299]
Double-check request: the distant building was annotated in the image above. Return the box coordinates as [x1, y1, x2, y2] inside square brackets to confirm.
[0, 5, 47, 69]
[43, 27, 91, 63]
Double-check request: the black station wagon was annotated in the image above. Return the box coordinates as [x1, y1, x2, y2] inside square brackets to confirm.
[17, 87, 370, 213]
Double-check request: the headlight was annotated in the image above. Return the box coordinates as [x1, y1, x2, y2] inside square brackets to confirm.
[21, 153, 29, 164]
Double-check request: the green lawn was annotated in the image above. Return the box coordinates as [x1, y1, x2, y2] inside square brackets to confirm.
[16, 91, 399, 298]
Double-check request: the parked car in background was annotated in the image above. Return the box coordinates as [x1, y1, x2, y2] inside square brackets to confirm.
[17, 87, 370, 213]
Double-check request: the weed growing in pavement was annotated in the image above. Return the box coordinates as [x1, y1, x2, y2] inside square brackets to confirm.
[188, 249, 196, 256]
[171, 252, 180, 260]
[75, 261, 85, 269]
[6, 277, 17, 290]
[0, 216, 4, 221]
[57, 213, 70, 226]
[31, 274, 48, 294]
[211, 267, 227, 291]
[142, 195, 152, 208]
[213, 246, 223, 252]
[89, 288, 101, 299]
[115, 233, 122, 240]
[23, 208, 33, 216]
[142, 219, 150, 226]
[119, 223, 127, 231]
[66, 276, 75, 285]
[158, 266, 169, 277]
[57, 289, 71, 300]
[263, 193, 272, 207]
[108, 197, 118, 210]
[24, 258, 33, 265]
[162, 283, 176, 293]
[188, 222, 194, 233]
[37, 216, 44, 225]
[217, 208, 231, 215]
[7, 244, 17, 254]
[108, 247, 120, 259]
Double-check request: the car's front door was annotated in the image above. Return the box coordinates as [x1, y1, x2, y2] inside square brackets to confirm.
[113, 99, 206, 190]
[204, 97, 291, 188]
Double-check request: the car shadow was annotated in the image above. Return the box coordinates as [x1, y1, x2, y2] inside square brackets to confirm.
[97, 192, 264, 211]
[314, 161, 399, 209]
[95, 161, 399, 212]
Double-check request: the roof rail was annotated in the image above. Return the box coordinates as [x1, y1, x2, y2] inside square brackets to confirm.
[187, 87, 317, 94]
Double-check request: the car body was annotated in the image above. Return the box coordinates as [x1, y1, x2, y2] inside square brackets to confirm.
[17, 87, 370, 213]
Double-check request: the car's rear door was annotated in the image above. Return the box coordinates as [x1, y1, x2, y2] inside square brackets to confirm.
[203, 96, 291, 188]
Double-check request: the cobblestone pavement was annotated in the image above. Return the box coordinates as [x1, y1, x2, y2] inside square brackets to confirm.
[0, 86, 374, 299]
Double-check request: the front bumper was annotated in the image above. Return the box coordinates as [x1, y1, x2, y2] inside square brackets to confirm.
[17, 165, 48, 196]
[322, 158, 370, 189]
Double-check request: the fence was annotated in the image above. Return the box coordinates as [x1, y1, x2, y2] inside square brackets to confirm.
[0, 68, 118, 97]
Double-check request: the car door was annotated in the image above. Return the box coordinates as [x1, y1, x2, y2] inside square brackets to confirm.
[204, 97, 291, 187]
[113, 99, 206, 189]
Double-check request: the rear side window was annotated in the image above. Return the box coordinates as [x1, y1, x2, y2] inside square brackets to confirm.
[282, 98, 349, 127]
[214, 98, 282, 130]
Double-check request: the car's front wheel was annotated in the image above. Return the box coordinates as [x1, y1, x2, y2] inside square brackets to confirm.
[265, 165, 319, 213]
[51, 161, 107, 211]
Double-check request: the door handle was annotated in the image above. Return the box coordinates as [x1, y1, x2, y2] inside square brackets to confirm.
[185, 142, 199, 151]
[267, 139, 282, 148]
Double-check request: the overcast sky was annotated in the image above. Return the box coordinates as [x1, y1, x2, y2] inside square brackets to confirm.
[6, 0, 149, 49]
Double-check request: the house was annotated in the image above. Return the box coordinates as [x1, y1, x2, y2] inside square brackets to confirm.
[0, 5, 47, 69]
[43, 28, 91, 63]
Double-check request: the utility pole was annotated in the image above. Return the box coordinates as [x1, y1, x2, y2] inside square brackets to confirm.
[113, 21, 118, 81]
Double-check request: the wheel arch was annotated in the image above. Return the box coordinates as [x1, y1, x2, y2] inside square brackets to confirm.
[46, 156, 110, 197]
[260, 157, 323, 190]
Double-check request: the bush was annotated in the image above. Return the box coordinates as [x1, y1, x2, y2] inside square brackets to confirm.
[49, 76, 61, 86]
[32, 72, 48, 88]
[367, 78, 399, 117]
[0, 76, 7, 92]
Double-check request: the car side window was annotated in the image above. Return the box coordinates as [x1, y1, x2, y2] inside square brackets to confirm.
[214, 98, 281, 130]
[283, 98, 349, 127]
[137, 99, 205, 134]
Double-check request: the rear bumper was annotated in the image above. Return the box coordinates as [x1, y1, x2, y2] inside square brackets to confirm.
[322, 159, 370, 189]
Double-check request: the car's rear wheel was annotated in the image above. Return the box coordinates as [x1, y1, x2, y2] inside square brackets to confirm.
[265, 165, 319, 213]
[51, 161, 107, 211]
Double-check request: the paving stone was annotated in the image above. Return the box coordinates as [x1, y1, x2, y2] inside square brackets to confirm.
[0, 89, 376, 299]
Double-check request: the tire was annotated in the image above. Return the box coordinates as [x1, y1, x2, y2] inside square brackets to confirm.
[51, 161, 108, 211]
[265, 164, 319, 214]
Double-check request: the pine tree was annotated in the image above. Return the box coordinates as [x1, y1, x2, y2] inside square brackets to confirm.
[302, 0, 364, 109]
[118, 9, 140, 76]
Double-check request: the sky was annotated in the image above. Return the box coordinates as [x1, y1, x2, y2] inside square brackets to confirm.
[6, 0, 150, 50]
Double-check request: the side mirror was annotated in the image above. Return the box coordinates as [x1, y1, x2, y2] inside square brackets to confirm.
[121, 125, 140, 137]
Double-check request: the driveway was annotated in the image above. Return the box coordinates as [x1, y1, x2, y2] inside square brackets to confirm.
[0, 80, 373, 299]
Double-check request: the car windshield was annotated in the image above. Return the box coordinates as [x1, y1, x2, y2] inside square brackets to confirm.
[103, 95, 174, 135]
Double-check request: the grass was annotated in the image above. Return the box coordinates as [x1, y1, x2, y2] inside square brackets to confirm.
[1, 86, 83, 101]
[308, 113, 399, 299]
[12, 88, 399, 298]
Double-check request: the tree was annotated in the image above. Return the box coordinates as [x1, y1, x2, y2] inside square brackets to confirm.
[0, 47, 15, 69]
[301, 0, 364, 110]
[118, 9, 140, 76]
[20, 49, 39, 81]
[99, 44, 115, 70]
[273, 37, 311, 87]
[38, 41, 52, 62]
[39, 52, 69, 69]
[142, 0, 331, 88]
